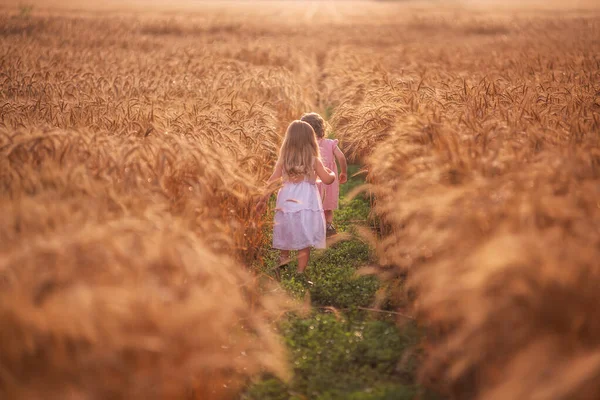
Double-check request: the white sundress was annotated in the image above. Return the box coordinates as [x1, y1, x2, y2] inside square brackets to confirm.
[272, 170, 326, 251]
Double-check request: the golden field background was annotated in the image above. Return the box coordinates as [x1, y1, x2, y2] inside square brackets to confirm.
[1, 0, 599, 399]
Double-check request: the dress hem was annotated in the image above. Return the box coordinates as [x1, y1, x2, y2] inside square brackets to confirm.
[275, 208, 325, 214]
[273, 244, 327, 251]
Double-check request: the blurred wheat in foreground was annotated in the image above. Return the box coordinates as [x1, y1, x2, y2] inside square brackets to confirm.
[0, 4, 304, 398]
[1, 0, 600, 399]
[332, 5, 600, 400]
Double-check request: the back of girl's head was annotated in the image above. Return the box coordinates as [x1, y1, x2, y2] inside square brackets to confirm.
[300, 112, 325, 138]
[280, 120, 320, 177]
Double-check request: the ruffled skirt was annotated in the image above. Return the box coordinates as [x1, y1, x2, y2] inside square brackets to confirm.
[273, 181, 326, 250]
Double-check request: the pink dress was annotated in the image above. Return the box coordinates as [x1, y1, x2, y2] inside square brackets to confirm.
[272, 170, 326, 250]
[318, 138, 339, 211]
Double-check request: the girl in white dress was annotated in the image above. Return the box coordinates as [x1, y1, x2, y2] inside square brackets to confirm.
[257, 120, 335, 274]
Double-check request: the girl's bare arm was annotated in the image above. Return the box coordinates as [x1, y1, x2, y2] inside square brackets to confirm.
[334, 146, 348, 184]
[257, 159, 283, 211]
[266, 158, 283, 184]
[314, 158, 335, 185]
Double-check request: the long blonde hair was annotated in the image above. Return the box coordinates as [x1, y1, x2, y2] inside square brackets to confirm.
[279, 120, 320, 179]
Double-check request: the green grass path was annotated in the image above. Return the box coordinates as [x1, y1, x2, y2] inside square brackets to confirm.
[243, 166, 437, 400]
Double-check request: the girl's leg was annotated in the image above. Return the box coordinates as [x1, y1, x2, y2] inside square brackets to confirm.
[279, 250, 290, 266]
[274, 250, 291, 280]
[324, 210, 334, 224]
[297, 248, 310, 273]
[324, 210, 336, 236]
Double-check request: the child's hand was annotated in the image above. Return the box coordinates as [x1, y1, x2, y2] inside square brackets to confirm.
[339, 172, 347, 184]
[256, 198, 267, 214]
[324, 167, 336, 181]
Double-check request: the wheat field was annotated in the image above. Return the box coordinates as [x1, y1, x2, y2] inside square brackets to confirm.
[1, 0, 600, 399]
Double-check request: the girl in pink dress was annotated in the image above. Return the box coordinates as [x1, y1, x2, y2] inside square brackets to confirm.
[257, 120, 335, 274]
[300, 112, 348, 236]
